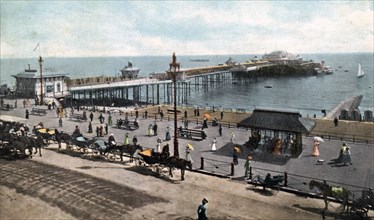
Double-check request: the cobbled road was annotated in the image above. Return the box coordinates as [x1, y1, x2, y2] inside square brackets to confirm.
[0, 159, 166, 220]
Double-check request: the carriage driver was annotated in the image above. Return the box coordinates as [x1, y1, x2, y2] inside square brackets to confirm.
[108, 133, 116, 148]
[72, 125, 82, 137]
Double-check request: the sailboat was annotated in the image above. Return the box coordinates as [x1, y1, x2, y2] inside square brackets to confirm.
[357, 63, 364, 78]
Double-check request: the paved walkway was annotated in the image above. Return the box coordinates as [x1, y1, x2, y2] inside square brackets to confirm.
[1, 100, 373, 199]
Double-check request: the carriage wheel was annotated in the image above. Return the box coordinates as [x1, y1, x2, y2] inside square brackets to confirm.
[107, 149, 121, 162]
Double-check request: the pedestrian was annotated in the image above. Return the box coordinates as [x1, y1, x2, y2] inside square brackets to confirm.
[99, 125, 104, 137]
[148, 124, 154, 136]
[202, 117, 208, 129]
[132, 135, 138, 146]
[185, 144, 193, 165]
[220, 111, 224, 120]
[197, 198, 208, 220]
[197, 108, 200, 116]
[52, 100, 56, 109]
[165, 126, 171, 141]
[158, 106, 161, 113]
[218, 124, 222, 137]
[25, 109, 29, 119]
[334, 116, 339, 127]
[83, 110, 87, 120]
[230, 131, 235, 143]
[211, 137, 217, 151]
[96, 126, 100, 137]
[0, 97, 4, 108]
[144, 109, 148, 119]
[160, 110, 164, 121]
[342, 146, 352, 165]
[244, 155, 252, 179]
[23, 99, 26, 108]
[135, 109, 139, 118]
[184, 119, 189, 128]
[155, 137, 162, 153]
[194, 108, 197, 116]
[233, 148, 239, 165]
[105, 123, 109, 135]
[153, 122, 158, 136]
[88, 121, 93, 133]
[14, 100, 17, 108]
[184, 110, 187, 118]
[312, 140, 320, 157]
[98, 113, 104, 124]
[58, 117, 63, 127]
[124, 133, 130, 145]
[89, 112, 94, 122]
[108, 114, 112, 126]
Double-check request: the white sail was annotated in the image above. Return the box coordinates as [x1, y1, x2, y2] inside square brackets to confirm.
[357, 63, 364, 78]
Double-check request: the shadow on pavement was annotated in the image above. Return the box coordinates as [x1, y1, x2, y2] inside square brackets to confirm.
[213, 143, 291, 166]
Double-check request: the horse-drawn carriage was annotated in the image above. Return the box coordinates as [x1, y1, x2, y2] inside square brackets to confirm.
[251, 173, 285, 190]
[137, 146, 192, 181]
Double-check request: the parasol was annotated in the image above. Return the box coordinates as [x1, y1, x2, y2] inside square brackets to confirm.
[187, 143, 194, 151]
[203, 113, 211, 120]
[313, 136, 324, 143]
[234, 146, 241, 153]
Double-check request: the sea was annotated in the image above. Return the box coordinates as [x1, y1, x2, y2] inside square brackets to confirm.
[1, 53, 373, 117]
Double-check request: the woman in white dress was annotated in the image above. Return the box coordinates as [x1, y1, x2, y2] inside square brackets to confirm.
[211, 137, 217, 151]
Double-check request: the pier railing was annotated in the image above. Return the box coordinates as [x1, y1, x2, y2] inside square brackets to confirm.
[307, 132, 374, 145]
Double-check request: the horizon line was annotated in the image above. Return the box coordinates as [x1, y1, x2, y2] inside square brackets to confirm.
[1, 51, 373, 59]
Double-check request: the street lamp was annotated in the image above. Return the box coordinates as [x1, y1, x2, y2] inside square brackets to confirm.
[38, 56, 44, 105]
[168, 52, 181, 158]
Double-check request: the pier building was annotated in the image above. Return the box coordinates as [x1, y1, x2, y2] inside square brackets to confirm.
[11, 64, 69, 99]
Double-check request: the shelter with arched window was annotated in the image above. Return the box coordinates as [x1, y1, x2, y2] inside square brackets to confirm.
[237, 108, 316, 157]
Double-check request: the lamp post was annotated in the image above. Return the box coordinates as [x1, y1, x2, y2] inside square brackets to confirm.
[38, 56, 44, 105]
[168, 52, 180, 158]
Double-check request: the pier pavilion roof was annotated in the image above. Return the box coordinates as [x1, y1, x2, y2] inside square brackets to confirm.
[238, 108, 316, 133]
[12, 70, 69, 79]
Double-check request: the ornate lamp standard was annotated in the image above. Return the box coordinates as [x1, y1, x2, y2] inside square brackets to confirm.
[168, 52, 181, 157]
[38, 56, 44, 105]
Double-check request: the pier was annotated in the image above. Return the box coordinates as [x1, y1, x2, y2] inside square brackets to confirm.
[67, 57, 318, 108]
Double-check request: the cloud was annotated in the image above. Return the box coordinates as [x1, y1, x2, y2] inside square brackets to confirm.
[0, 1, 373, 58]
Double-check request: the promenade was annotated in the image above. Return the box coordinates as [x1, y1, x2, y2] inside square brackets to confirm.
[1, 98, 373, 200]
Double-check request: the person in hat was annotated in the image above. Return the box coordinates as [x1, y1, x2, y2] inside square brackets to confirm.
[185, 145, 193, 165]
[211, 137, 217, 151]
[244, 155, 252, 179]
[233, 147, 239, 165]
[197, 198, 208, 220]
[108, 133, 116, 148]
[124, 133, 130, 146]
[312, 139, 320, 157]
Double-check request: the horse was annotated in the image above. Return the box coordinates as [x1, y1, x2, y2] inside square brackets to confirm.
[309, 180, 351, 212]
[119, 144, 144, 163]
[166, 156, 192, 181]
[55, 130, 72, 149]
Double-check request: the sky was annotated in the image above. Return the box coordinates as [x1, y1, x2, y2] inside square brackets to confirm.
[1, 1, 373, 58]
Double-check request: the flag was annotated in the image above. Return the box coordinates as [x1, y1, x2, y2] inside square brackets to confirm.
[33, 42, 40, 52]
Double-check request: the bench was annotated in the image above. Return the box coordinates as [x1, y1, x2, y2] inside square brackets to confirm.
[70, 113, 87, 122]
[115, 119, 139, 130]
[167, 108, 181, 114]
[178, 128, 206, 141]
[30, 108, 47, 116]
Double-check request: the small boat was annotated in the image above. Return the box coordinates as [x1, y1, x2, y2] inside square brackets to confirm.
[357, 63, 364, 78]
[264, 85, 272, 88]
[344, 70, 349, 72]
